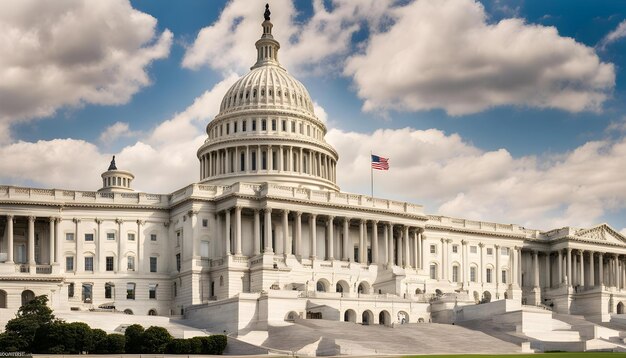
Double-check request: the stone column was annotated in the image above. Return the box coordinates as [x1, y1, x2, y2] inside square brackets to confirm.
[495, 245, 500, 285]
[224, 209, 231, 255]
[235, 207, 242, 255]
[6, 215, 14, 263]
[264, 208, 273, 253]
[295, 212, 302, 258]
[397, 231, 403, 268]
[48, 218, 55, 264]
[384, 223, 389, 265]
[115, 218, 122, 271]
[136, 219, 144, 271]
[615, 254, 620, 288]
[579, 250, 585, 287]
[566, 248, 572, 287]
[598, 253, 604, 288]
[533, 251, 540, 288]
[589, 251, 595, 287]
[342, 218, 350, 261]
[441, 238, 447, 280]
[95, 219, 102, 271]
[419, 232, 424, 269]
[278, 145, 283, 172]
[268, 145, 273, 171]
[55, 218, 61, 267]
[310, 214, 317, 258]
[557, 250, 563, 285]
[545, 252, 551, 288]
[253, 210, 261, 255]
[327, 216, 334, 260]
[461, 240, 467, 285]
[372, 221, 379, 264]
[479, 243, 485, 284]
[282, 210, 290, 255]
[28, 216, 36, 265]
[413, 230, 418, 268]
[388, 224, 394, 266]
[359, 219, 365, 263]
[404, 226, 410, 268]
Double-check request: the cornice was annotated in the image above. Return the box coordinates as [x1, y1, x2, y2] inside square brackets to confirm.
[197, 135, 338, 158]
[425, 224, 530, 240]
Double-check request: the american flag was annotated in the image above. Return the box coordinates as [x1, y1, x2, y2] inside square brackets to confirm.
[371, 154, 389, 170]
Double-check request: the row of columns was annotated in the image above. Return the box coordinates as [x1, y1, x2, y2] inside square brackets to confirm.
[2, 215, 146, 273]
[216, 208, 424, 268]
[199, 145, 336, 182]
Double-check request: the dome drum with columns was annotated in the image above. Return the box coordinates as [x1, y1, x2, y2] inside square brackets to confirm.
[197, 8, 338, 191]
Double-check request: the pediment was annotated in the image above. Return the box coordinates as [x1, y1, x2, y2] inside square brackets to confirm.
[575, 224, 626, 245]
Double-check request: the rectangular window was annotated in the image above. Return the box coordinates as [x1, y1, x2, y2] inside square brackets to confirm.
[501, 270, 507, 284]
[262, 151, 267, 170]
[470, 245, 477, 254]
[126, 283, 135, 300]
[176, 253, 181, 272]
[176, 231, 181, 247]
[66, 256, 74, 271]
[271, 119, 276, 131]
[487, 248, 493, 255]
[307, 125, 311, 136]
[501, 247, 510, 256]
[106, 256, 114, 271]
[66, 233, 75, 241]
[470, 267, 477, 282]
[226, 123, 230, 134]
[486, 268, 493, 283]
[252, 119, 257, 131]
[84, 233, 94, 241]
[282, 120, 286, 131]
[291, 121, 295, 132]
[300, 123, 303, 133]
[127, 233, 135, 241]
[105, 283, 113, 299]
[201, 241, 210, 258]
[149, 284, 157, 299]
[252, 151, 257, 170]
[84, 257, 93, 272]
[202, 219, 208, 227]
[452, 245, 458, 253]
[150, 233, 157, 241]
[127, 256, 135, 271]
[150, 257, 157, 272]
[430, 244, 436, 254]
[107, 232, 115, 240]
[234, 121, 238, 133]
[430, 264, 437, 279]
[68, 283, 74, 298]
[173, 282, 177, 297]
[261, 119, 266, 131]
[242, 120, 247, 132]
[452, 266, 459, 283]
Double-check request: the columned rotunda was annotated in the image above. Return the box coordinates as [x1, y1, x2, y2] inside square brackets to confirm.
[1, 5, 626, 342]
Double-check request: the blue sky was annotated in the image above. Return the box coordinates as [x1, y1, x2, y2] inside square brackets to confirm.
[1, 0, 626, 233]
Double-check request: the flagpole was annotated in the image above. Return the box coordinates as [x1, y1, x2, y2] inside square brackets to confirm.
[370, 151, 374, 198]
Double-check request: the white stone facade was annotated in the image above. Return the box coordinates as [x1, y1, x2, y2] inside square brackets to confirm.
[1, 9, 626, 333]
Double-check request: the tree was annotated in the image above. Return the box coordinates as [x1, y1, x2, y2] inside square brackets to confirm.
[91, 329, 108, 354]
[140, 326, 172, 354]
[124, 324, 144, 353]
[4, 295, 55, 352]
[0, 331, 29, 352]
[106, 334, 126, 353]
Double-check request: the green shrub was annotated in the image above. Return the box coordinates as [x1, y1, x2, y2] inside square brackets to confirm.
[188, 336, 204, 354]
[140, 326, 172, 354]
[0, 331, 29, 352]
[200, 335, 228, 355]
[165, 338, 191, 354]
[106, 333, 126, 354]
[124, 323, 144, 353]
[91, 328, 108, 353]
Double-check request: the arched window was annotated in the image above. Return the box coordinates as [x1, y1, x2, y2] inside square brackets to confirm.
[148, 309, 157, 316]
[21, 290, 35, 306]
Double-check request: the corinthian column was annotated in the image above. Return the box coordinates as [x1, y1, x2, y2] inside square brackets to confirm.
[28, 216, 36, 265]
[372, 221, 379, 264]
[6, 215, 14, 264]
[310, 214, 317, 259]
[48, 218, 55, 265]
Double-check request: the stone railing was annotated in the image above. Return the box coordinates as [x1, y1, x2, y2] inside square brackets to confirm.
[0, 186, 168, 207]
[427, 215, 541, 238]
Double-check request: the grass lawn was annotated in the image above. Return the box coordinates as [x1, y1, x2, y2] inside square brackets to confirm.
[403, 354, 625, 358]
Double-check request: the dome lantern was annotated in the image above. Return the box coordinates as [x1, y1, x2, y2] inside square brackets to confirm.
[252, 4, 281, 70]
[98, 156, 136, 193]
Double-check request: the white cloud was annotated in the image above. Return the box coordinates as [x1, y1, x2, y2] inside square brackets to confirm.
[599, 19, 626, 49]
[621, 228, 626, 236]
[327, 127, 626, 230]
[0, 0, 172, 141]
[182, 0, 392, 75]
[99, 122, 139, 144]
[0, 76, 237, 193]
[344, 0, 615, 115]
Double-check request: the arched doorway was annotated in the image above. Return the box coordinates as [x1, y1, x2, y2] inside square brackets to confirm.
[618, 302, 625, 314]
[316, 279, 329, 292]
[336, 280, 349, 294]
[124, 309, 133, 315]
[285, 311, 298, 321]
[0, 290, 7, 308]
[343, 309, 356, 322]
[482, 291, 492, 303]
[357, 282, 371, 294]
[148, 309, 157, 316]
[379, 310, 391, 326]
[397, 311, 409, 324]
[362, 310, 373, 325]
[21, 290, 35, 306]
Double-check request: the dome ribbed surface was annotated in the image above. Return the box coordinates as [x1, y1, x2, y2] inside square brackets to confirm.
[218, 65, 316, 117]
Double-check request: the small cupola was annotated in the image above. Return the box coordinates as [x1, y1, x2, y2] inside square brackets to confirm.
[98, 156, 136, 192]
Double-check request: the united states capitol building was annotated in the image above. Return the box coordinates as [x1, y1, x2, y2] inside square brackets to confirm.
[2, 7, 626, 352]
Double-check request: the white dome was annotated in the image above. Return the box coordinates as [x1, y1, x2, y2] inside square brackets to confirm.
[218, 65, 316, 118]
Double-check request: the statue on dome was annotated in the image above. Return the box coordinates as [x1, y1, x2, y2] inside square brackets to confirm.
[264, 3, 271, 21]
[108, 155, 117, 171]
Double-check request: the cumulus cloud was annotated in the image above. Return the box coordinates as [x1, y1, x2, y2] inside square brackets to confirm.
[99, 122, 140, 144]
[327, 127, 626, 230]
[0, 76, 237, 193]
[344, 0, 615, 115]
[599, 19, 626, 49]
[0, 0, 172, 140]
[182, 0, 392, 75]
